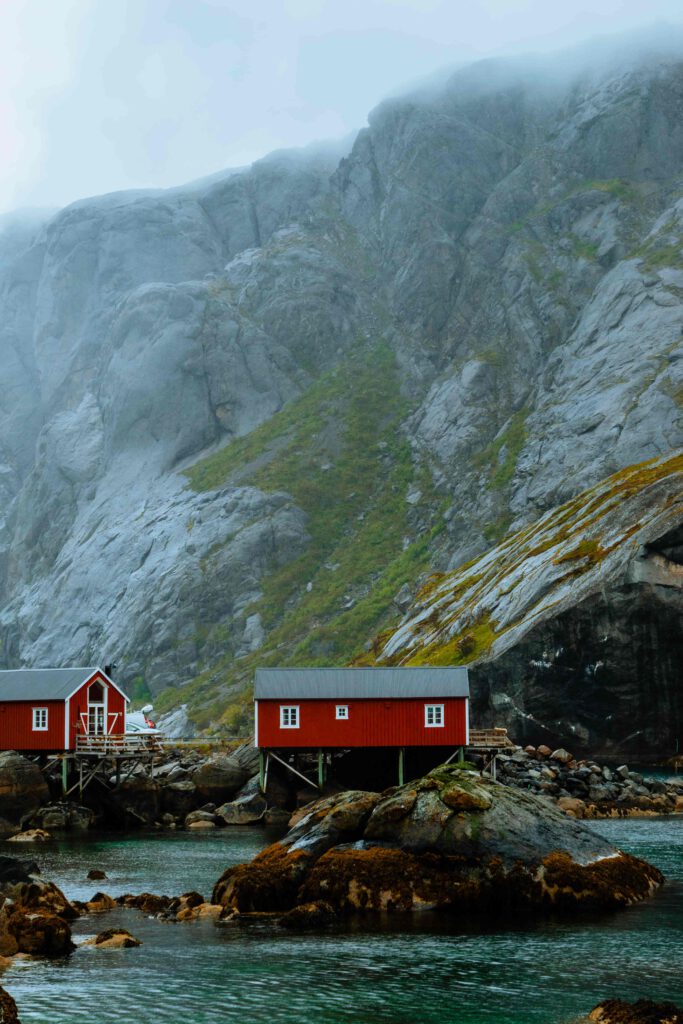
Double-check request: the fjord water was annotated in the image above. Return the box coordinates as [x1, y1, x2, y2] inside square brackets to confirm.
[2, 819, 681, 1024]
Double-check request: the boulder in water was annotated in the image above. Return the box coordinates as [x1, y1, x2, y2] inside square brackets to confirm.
[88, 928, 142, 949]
[213, 766, 663, 919]
[7, 830, 51, 843]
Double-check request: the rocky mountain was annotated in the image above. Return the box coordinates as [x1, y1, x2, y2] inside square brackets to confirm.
[371, 450, 682, 756]
[0, 36, 682, 743]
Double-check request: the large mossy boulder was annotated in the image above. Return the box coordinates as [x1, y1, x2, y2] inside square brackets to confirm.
[213, 766, 663, 919]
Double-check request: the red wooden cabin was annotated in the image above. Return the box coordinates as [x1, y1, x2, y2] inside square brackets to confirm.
[254, 667, 469, 750]
[0, 667, 129, 752]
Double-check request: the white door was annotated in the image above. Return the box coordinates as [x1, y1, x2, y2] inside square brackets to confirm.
[87, 703, 105, 735]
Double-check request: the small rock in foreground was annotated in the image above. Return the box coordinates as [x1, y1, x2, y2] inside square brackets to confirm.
[6, 830, 51, 844]
[589, 999, 683, 1023]
[84, 929, 142, 949]
[0, 984, 20, 1023]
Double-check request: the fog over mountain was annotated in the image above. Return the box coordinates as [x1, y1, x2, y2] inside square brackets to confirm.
[0, 28, 682, 752]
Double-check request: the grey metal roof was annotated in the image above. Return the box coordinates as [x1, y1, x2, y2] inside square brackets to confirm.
[0, 668, 125, 702]
[254, 667, 469, 700]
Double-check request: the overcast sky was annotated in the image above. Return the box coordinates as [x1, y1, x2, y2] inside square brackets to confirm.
[3, 0, 683, 214]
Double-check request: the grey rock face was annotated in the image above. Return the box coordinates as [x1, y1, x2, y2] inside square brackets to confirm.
[0, 41, 682, 743]
[379, 450, 683, 755]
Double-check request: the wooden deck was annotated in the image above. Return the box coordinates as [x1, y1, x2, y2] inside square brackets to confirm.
[74, 733, 163, 757]
[467, 728, 515, 750]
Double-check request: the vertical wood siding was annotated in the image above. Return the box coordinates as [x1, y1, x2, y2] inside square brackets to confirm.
[0, 672, 127, 752]
[69, 673, 127, 748]
[257, 697, 468, 748]
[0, 700, 65, 751]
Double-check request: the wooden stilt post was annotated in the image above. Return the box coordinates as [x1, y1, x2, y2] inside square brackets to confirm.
[317, 749, 324, 789]
[61, 756, 68, 795]
[398, 747, 405, 787]
[259, 750, 265, 792]
[458, 747, 465, 763]
[491, 754, 497, 782]
[263, 753, 270, 794]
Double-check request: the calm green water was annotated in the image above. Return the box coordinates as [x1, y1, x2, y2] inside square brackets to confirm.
[1, 818, 681, 1024]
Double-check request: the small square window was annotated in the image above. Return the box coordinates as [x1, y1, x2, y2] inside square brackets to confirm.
[335, 705, 349, 720]
[32, 707, 49, 731]
[280, 705, 299, 729]
[425, 703, 444, 728]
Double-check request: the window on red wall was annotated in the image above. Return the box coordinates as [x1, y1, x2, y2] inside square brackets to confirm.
[425, 704, 444, 727]
[335, 705, 349, 720]
[32, 707, 48, 731]
[280, 705, 299, 728]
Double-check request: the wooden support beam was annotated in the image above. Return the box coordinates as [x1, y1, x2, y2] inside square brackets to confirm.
[268, 751, 319, 789]
[317, 749, 324, 789]
[398, 747, 405, 787]
[259, 750, 265, 792]
[264, 753, 270, 794]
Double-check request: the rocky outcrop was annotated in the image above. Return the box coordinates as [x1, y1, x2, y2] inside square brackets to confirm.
[0, 753, 49, 823]
[0, 855, 76, 957]
[212, 765, 662, 919]
[0, 985, 20, 1023]
[0, 38, 682, 740]
[27, 803, 93, 832]
[589, 1000, 683, 1023]
[374, 452, 683, 756]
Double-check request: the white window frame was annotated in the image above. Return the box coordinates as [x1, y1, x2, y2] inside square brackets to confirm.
[280, 705, 300, 729]
[335, 705, 349, 720]
[32, 707, 49, 732]
[424, 703, 444, 728]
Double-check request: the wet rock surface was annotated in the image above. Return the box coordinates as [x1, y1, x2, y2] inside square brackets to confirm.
[0, 985, 20, 1023]
[83, 928, 141, 949]
[589, 1000, 683, 1023]
[212, 766, 663, 920]
[0, 855, 76, 958]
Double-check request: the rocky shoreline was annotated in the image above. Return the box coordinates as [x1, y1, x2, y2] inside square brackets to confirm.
[483, 745, 683, 820]
[1, 741, 681, 843]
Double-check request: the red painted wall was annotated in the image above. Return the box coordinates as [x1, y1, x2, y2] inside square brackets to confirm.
[256, 697, 468, 748]
[0, 672, 127, 752]
[0, 700, 65, 752]
[68, 673, 127, 749]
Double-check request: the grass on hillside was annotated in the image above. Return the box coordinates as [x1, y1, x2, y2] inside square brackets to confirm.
[162, 342, 445, 728]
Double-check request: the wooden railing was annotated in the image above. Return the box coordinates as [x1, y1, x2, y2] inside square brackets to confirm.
[468, 728, 514, 749]
[75, 733, 163, 756]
